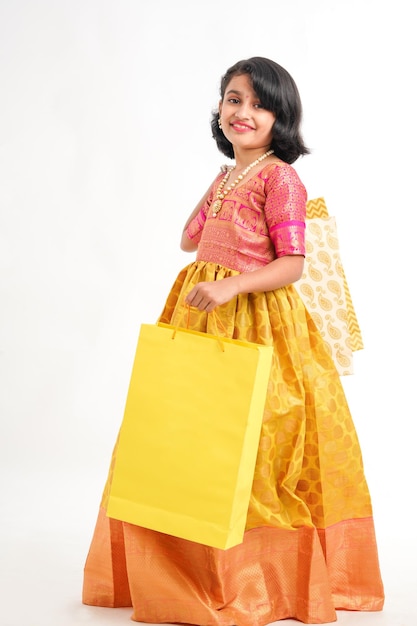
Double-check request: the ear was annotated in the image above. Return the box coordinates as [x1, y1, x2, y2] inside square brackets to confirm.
[218, 100, 222, 117]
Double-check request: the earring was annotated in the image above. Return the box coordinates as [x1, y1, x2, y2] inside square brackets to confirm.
[218, 118, 222, 130]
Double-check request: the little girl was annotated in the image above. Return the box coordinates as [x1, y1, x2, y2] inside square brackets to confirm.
[83, 56, 384, 625]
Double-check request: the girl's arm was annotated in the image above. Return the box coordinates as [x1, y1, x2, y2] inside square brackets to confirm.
[180, 180, 217, 252]
[185, 254, 304, 312]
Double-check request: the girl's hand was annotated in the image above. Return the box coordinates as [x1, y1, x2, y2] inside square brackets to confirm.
[185, 278, 238, 312]
[185, 255, 304, 312]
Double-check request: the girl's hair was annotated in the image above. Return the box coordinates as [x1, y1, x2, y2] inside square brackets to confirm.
[211, 57, 310, 164]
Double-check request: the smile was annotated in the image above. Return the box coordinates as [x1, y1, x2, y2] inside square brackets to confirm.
[231, 122, 254, 132]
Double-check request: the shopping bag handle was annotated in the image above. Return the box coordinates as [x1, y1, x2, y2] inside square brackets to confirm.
[171, 304, 226, 352]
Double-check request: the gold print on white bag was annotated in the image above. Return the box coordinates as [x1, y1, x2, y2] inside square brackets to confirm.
[296, 197, 364, 376]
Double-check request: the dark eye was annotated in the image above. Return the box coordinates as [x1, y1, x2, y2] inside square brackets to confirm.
[228, 97, 240, 104]
[254, 103, 265, 109]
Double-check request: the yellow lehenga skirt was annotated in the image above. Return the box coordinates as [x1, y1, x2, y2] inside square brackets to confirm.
[82, 260, 384, 625]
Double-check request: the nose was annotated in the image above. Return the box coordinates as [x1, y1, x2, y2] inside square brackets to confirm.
[235, 100, 251, 119]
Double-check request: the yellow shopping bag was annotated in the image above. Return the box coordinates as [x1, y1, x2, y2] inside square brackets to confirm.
[107, 318, 273, 549]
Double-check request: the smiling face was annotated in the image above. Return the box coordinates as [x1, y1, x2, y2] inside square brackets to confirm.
[219, 73, 276, 155]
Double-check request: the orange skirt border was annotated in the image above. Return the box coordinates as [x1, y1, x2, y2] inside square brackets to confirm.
[83, 507, 384, 625]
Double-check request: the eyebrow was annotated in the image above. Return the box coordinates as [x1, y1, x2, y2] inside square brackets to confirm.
[225, 89, 243, 96]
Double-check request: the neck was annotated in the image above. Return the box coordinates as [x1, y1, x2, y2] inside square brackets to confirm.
[233, 148, 273, 170]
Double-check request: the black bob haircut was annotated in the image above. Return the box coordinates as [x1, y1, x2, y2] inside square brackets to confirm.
[211, 57, 310, 165]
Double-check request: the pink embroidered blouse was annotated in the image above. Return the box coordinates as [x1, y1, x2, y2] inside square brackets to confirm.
[186, 162, 307, 273]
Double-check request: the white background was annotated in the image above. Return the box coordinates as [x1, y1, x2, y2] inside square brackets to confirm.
[0, 1, 415, 624]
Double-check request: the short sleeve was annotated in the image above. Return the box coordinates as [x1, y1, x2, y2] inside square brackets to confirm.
[185, 178, 219, 243]
[186, 207, 207, 243]
[263, 164, 307, 257]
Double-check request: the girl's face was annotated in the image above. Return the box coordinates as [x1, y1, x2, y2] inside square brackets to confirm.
[219, 73, 276, 153]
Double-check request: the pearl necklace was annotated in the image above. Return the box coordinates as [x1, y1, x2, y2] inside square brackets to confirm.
[211, 149, 274, 217]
